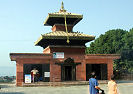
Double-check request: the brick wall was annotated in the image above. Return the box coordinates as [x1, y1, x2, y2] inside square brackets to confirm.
[16, 62, 23, 86]
[51, 24, 73, 32]
[84, 54, 120, 80]
[50, 61, 61, 82]
[10, 54, 52, 86]
[10, 53, 119, 86]
[44, 46, 85, 60]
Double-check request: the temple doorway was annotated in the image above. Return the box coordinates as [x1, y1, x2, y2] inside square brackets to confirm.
[65, 66, 72, 80]
[86, 64, 107, 80]
[61, 65, 76, 81]
[60, 57, 76, 81]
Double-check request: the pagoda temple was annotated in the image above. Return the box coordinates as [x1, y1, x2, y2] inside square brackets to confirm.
[10, 2, 119, 86]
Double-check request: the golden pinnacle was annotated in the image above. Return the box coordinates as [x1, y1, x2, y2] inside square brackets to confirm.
[67, 39, 70, 44]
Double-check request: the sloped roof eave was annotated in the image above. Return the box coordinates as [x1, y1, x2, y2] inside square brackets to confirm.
[35, 36, 95, 46]
[44, 14, 83, 26]
[34, 35, 43, 46]
[34, 31, 95, 46]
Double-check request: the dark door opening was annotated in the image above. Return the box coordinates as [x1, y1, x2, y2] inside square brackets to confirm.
[86, 64, 107, 80]
[61, 65, 76, 81]
[92, 64, 101, 80]
[65, 66, 72, 81]
[23, 64, 50, 82]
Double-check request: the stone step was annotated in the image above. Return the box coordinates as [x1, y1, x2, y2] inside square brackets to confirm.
[22, 80, 108, 87]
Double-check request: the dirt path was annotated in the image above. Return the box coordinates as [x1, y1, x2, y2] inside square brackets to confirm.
[0, 82, 133, 94]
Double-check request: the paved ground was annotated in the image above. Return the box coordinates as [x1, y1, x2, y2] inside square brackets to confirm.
[0, 81, 133, 94]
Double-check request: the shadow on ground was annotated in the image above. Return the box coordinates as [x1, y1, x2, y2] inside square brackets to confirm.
[0, 83, 15, 88]
[0, 85, 12, 88]
[0, 92, 24, 94]
[117, 80, 133, 83]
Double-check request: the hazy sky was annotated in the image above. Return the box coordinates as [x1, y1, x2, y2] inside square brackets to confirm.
[0, 0, 133, 75]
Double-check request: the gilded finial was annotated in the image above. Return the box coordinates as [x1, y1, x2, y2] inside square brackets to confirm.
[61, 1, 64, 10]
[60, 1, 66, 12]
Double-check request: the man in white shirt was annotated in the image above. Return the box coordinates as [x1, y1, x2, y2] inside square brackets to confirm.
[31, 68, 39, 82]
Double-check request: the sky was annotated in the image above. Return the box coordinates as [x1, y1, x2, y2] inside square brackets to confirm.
[0, 0, 133, 76]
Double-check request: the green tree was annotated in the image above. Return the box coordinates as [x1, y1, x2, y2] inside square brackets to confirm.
[114, 49, 133, 73]
[86, 29, 127, 54]
[86, 28, 133, 76]
[123, 28, 133, 50]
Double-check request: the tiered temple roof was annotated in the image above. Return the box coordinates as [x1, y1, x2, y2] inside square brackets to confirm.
[35, 2, 95, 48]
[44, 2, 83, 26]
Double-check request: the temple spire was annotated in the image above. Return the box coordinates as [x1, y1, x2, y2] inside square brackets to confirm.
[61, 1, 64, 10]
[59, 1, 66, 12]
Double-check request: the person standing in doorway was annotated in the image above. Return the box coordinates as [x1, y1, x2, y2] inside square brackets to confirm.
[31, 68, 39, 83]
[89, 72, 101, 94]
[108, 74, 119, 94]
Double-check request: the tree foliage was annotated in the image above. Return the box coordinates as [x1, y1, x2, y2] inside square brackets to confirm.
[86, 28, 133, 74]
[86, 29, 127, 54]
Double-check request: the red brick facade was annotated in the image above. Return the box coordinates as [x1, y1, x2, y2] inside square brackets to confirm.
[10, 48, 119, 86]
